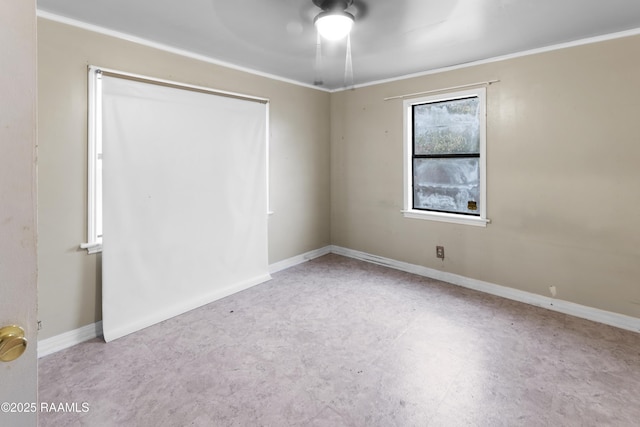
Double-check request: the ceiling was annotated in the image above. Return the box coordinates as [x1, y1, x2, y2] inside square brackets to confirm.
[37, 0, 640, 90]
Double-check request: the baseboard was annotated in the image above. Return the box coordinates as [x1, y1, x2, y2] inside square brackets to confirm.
[331, 245, 640, 334]
[38, 321, 104, 358]
[269, 245, 332, 274]
[39, 246, 334, 356]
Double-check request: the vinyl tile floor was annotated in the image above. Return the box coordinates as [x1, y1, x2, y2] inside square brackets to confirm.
[39, 254, 640, 426]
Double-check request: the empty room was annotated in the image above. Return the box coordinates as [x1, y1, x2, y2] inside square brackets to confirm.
[2, 1, 640, 426]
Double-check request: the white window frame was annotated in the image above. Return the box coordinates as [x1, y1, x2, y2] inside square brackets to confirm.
[80, 67, 103, 254]
[402, 87, 489, 227]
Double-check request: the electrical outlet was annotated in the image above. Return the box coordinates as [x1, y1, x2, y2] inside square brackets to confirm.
[436, 246, 445, 259]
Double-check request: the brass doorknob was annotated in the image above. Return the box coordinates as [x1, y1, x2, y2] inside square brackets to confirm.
[0, 326, 27, 362]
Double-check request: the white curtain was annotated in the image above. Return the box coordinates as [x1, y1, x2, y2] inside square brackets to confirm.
[101, 74, 270, 342]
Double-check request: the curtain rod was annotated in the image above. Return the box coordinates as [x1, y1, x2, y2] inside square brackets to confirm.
[91, 66, 269, 104]
[383, 79, 500, 101]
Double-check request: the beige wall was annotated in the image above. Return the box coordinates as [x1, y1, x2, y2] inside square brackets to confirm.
[37, 18, 331, 339]
[38, 17, 640, 339]
[331, 35, 640, 319]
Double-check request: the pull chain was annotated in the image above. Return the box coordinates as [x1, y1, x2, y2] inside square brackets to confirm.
[314, 32, 324, 86]
[344, 33, 354, 89]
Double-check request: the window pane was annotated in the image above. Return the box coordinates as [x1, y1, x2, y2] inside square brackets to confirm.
[96, 157, 103, 239]
[413, 97, 480, 155]
[413, 158, 480, 215]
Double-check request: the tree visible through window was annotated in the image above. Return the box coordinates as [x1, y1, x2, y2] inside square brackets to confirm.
[403, 88, 487, 226]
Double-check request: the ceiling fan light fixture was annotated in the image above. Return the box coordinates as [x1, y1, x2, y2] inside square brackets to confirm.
[314, 10, 354, 41]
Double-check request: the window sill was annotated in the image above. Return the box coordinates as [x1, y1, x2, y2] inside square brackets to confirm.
[80, 242, 103, 254]
[402, 210, 490, 227]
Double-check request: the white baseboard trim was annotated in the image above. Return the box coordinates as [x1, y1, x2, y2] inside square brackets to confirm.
[39, 246, 334, 357]
[331, 245, 640, 334]
[38, 321, 104, 358]
[269, 245, 332, 274]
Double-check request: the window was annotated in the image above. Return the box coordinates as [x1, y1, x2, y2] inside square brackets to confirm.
[80, 67, 104, 254]
[80, 66, 271, 256]
[403, 87, 488, 226]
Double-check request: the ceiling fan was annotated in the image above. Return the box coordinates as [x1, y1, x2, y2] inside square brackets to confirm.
[310, 0, 367, 87]
[312, 0, 355, 40]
